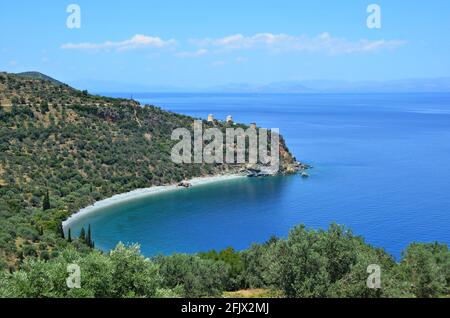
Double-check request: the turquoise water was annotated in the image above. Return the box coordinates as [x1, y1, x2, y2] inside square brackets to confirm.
[70, 93, 450, 259]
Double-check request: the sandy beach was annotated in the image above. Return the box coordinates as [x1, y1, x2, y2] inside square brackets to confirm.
[62, 174, 244, 230]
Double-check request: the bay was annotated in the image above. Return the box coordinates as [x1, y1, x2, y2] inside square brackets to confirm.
[69, 93, 450, 259]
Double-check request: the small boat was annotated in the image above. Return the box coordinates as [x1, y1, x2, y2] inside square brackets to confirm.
[301, 172, 309, 178]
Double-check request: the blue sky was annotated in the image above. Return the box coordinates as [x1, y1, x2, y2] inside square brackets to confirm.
[1, 0, 449, 88]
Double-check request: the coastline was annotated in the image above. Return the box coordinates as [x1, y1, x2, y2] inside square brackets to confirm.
[62, 174, 245, 230]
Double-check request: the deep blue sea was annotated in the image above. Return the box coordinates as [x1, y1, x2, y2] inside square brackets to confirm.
[70, 93, 450, 259]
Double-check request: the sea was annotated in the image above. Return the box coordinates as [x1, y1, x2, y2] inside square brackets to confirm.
[68, 93, 450, 259]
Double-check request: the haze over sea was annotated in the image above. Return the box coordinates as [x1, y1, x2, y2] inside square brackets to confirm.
[69, 93, 450, 259]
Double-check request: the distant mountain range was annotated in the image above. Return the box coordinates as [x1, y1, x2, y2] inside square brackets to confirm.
[69, 78, 450, 94]
[26, 74, 450, 94]
[208, 78, 450, 94]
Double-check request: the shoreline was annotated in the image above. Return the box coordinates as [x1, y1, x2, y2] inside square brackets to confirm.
[62, 174, 245, 230]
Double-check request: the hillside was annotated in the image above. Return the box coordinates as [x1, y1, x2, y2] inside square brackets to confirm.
[15, 72, 64, 86]
[0, 71, 299, 267]
[0, 72, 135, 107]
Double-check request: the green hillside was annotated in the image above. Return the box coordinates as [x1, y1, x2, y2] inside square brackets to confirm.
[0, 71, 298, 267]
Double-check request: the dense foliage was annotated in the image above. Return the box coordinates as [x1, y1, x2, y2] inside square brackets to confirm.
[0, 224, 448, 298]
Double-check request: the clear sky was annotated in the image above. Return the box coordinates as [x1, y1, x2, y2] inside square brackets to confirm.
[1, 0, 449, 87]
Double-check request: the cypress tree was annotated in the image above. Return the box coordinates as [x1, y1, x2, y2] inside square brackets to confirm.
[42, 190, 51, 211]
[58, 222, 64, 239]
[87, 224, 92, 247]
[79, 227, 85, 241]
[68, 228, 72, 243]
